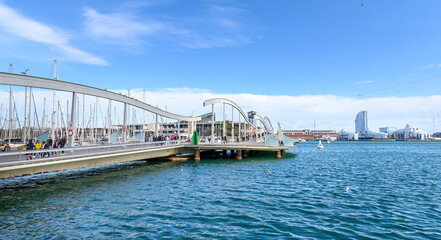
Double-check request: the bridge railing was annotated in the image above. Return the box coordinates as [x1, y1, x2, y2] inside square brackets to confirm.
[0, 140, 185, 167]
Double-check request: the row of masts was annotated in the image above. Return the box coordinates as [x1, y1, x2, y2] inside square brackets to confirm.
[1, 61, 174, 146]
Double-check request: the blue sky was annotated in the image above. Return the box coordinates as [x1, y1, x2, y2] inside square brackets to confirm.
[1, 0, 441, 132]
[1, 0, 440, 96]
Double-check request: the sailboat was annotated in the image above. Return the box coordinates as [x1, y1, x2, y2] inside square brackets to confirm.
[317, 140, 324, 149]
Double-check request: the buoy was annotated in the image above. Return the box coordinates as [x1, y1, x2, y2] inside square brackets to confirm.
[317, 140, 324, 149]
[346, 184, 349, 193]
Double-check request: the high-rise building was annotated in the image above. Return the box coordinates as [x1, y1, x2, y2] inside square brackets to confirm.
[355, 111, 368, 133]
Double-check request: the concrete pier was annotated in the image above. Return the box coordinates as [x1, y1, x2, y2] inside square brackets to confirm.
[276, 150, 281, 158]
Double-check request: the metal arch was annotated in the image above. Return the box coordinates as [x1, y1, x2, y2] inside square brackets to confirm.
[203, 98, 255, 127]
[254, 114, 274, 134]
[0, 72, 200, 122]
[264, 116, 275, 133]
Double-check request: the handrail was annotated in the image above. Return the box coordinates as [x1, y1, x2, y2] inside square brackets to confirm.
[0, 72, 200, 122]
[0, 140, 185, 166]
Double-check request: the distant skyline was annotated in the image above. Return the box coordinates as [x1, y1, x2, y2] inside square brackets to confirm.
[0, 0, 440, 132]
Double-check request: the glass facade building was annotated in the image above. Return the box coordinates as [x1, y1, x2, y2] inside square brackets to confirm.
[355, 111, 368, 133]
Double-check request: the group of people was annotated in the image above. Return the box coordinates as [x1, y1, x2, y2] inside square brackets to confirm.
[25, 136, 67, 160]
[152, 135, 178, 142]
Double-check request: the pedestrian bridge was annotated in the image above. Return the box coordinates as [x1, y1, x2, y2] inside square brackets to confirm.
[0, 71, 297, 179]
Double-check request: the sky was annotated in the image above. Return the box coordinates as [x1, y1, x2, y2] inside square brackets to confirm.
[0, 0, 441, 133]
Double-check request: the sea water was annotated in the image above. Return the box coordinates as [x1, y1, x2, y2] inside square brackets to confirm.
[1, 141, 440, 239]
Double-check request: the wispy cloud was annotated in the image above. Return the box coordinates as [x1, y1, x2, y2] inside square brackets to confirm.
[83, 7, 168, 46]
[422, 63, 441, 68]
[0, 2, 107, 66]
[184, 36, 249, 49]
[355, 80, 375, 84]
[81, 2, 252, 50]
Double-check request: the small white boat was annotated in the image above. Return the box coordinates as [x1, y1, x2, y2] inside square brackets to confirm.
[327, 139, 330, 143]
[317, 140, 324, 149]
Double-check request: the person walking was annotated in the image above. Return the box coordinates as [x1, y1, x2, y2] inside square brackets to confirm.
[59, 136, 67, 156]
[26, 139, 35, 160]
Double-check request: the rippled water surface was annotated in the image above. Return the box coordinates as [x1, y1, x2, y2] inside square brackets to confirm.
[1, 141, 441, 239]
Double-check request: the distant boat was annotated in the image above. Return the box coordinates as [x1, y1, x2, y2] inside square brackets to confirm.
[317, 140, 324, 149]
[327, 139, 330, 143]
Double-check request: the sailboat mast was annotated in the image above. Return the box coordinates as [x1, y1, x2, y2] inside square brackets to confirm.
[9, 64, 13, 144]
[108, 99, 111, 144]
[28, 87, 32, 139]
[51, 60, 57, 141]
[23, 87, 27, 143]
[42, 97, 46, 129]
[82, 94, 85, 145]
[143, 89, 146, 140]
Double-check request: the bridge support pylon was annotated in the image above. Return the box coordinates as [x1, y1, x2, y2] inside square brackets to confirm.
[236, 149, 242, 160]
[275, 150, 281, 158]
[194, 149, 200, 161]
[243, 150, 248, 158]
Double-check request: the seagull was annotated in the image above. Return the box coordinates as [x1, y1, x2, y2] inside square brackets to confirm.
[346, 184, 350, 193]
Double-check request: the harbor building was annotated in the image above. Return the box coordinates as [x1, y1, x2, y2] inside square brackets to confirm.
[433, 132, 441, 138]
[338, 129, 358, 140]
[393, 124, 429, 140]
[282, 129, 337, 141]
[379, 127, 397, 138]
[355, 111, 368, 133]
[379, 127, 397, 134]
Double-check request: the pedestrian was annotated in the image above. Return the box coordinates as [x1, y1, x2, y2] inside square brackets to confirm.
[35, 140, 41, 150]
[35, 140, 42, 158]
[53, 137, 59, 148]
[26, 139, 35, 160]
[47, 137, 53, 149]
[59, 136, 67, 156]
[43, 140, 50, 157]
[1, 143, 10, 152]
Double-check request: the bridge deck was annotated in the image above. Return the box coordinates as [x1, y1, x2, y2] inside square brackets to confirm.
[0, 141, 293, 179]
[191, 143, 295, 151]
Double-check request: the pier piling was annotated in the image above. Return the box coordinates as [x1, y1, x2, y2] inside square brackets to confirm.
[236, 150, 242, 160]
[194, 149, 200, 161]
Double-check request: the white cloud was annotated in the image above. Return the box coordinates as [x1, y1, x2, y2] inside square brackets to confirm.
[0, 2, 108, 66]
[422, 63, 441, 68]
[355, 80, 375, 84]
[83, 7, 166, 45]
[5, 86, 437, 134]
[115, 88, 441, 133]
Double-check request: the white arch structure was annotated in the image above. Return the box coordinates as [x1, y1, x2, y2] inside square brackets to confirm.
[203, 98, 275, 143]
[253, 114, 274, 134]
[203, 98, 257, 143]
[0, 72, 201, 146]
